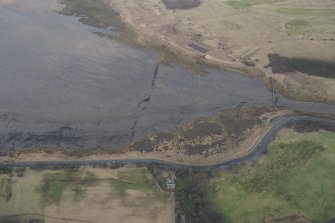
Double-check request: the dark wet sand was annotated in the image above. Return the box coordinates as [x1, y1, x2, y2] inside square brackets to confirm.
[0, 0, 334, 150]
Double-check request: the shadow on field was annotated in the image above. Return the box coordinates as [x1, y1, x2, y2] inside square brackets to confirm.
[0, 216, 44, 223]
[287, 122, 335, 133]
[267, 54, 335, 78]
[147, 165, 225, 222]
[174, 168, 225, 223]
[162, 0, 202, 10]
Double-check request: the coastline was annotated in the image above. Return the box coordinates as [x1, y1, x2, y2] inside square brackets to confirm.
[2, 114, 335, 167]
[0, 115, 273, 166]
[107, 0, 335, 104]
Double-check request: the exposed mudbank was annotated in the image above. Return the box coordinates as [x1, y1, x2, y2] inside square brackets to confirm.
[267, 54, 335, 78]
[128, 106, 275, 156]
[162, 0, 202, 10]
[58, 0, 139, 47]
[58, 0, 213, 74]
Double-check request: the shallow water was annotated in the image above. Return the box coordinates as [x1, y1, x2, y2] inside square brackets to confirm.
[0, 0, 334, 150]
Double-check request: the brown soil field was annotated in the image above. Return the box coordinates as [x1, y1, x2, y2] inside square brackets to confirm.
[108, 0, 335, 104]
[0, 168, 174, 223]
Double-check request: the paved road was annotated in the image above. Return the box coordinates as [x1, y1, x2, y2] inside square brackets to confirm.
[2, 115, 335, 171]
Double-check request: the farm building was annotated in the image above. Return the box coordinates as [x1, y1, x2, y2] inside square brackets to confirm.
[167, 176, 176, 190]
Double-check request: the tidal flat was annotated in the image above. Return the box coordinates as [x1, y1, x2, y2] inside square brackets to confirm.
[0, 0, 334, 151]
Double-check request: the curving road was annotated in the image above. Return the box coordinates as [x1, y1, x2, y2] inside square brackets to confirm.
[2, 115, 335, 171]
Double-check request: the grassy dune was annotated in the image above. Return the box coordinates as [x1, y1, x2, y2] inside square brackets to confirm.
[207, 129, 335, 223]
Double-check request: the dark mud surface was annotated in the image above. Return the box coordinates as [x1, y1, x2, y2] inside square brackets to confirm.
[128, 106, 274, 156]
[162, 0, 202, 10]
[267, 54, 335, 78]
[0, 0, 335, 151]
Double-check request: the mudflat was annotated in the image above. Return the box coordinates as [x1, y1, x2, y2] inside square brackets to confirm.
[1, 0, 334, 151]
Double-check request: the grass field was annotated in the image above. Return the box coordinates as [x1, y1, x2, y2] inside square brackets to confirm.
[0, 177, 15, 202]
[207, 129, 335, 223]
[0, 167, 174, 223]
[36, 170, 98, 204]
[112, 168, 160, 196]
[286, 19, 309, 35]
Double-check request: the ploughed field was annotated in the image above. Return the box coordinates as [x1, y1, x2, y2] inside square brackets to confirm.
[0, 0, 334, 152]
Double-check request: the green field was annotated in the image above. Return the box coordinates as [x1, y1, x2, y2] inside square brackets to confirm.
[276, 8, 335, 16]
[0, 177, 15, 202]
[286, 19, 309, 35]
[0, 167, 173, 223]
[225, 0, 287, 9]
[36, 170, 97, 205]
[207, 129, 335, 223]
[111, 168, 159, 196]
[35, 168, 162, 204]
